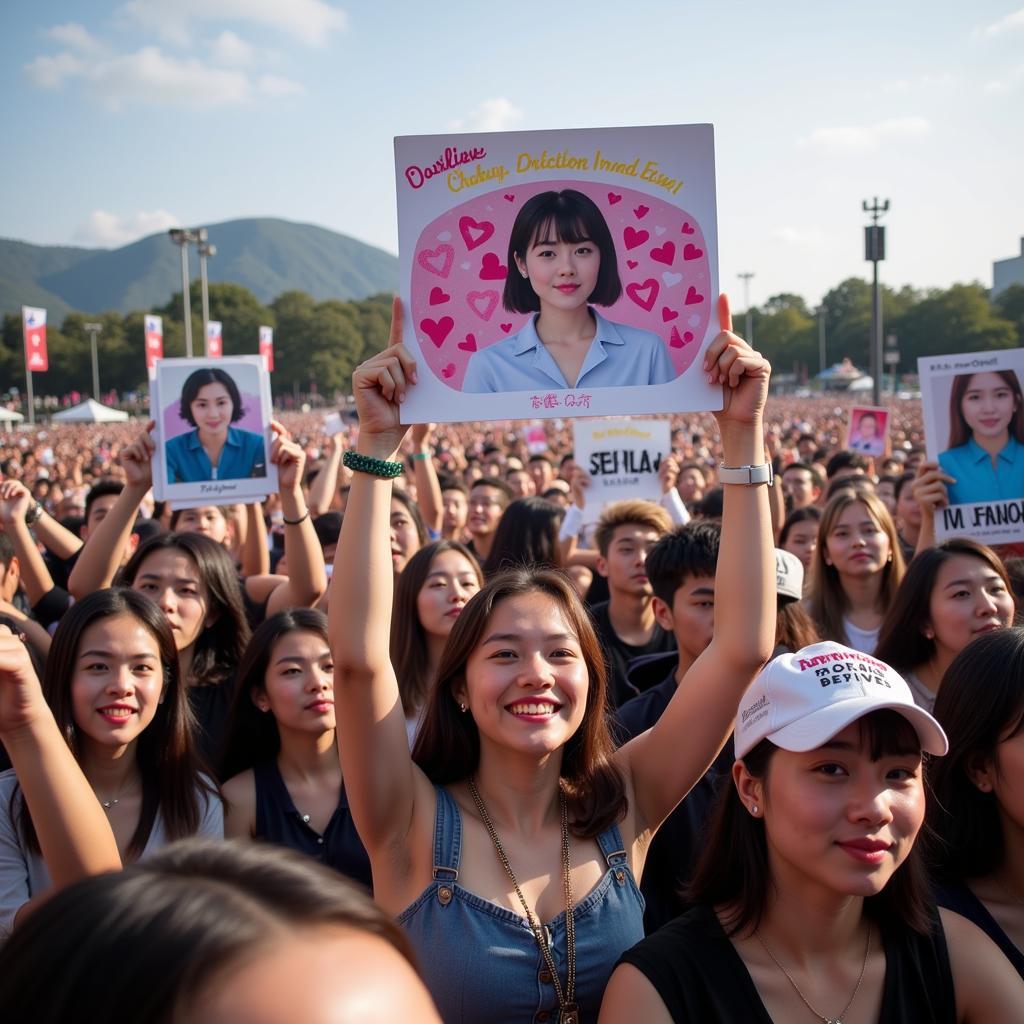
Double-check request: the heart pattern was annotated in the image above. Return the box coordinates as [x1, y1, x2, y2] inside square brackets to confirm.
[459, 333, 477, 352]
[681, 222, 695, 235]
[607, 192, 622, 205]
[634, 204, 650, 219]
[459, 215, 494, 251]
[627, 259, 639, 269]
[623, 227, 649, 250]
[500, 323, 512, 333]
[662, 306, 679, 322]
[503, 194, 515, 202]
[670, 326, 695, 348]
[467, 290, 499, 321]
[685, 286, 704, 305]
[662, 271, 683, 287]
[479, 253, 508, 280]
[429, 287, 450, 305]
[626, 278, 659, 312]
[421, 316, 454, 348]
[654, 225, 666, 236]
[441, 362, 456, 379]
[683, 243, 703, 261]
[418, 244, 455, 279]
[650, 242, 675, 266]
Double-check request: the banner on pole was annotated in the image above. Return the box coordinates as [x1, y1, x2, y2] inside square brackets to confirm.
[144, 314, 164, 374]
[22, 307, 48, 372]
[259, 325, 274, 372]
[206, 321, 223, 358]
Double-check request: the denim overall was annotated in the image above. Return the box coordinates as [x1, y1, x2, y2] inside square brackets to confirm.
[399, 786, 645, 1024]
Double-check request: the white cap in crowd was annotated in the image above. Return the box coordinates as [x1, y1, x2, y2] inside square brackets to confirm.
[774, 548, 803, 604]
[734, 641, 948, 759]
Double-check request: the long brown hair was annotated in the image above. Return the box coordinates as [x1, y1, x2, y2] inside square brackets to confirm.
[412, 567, 626, 837]
[809, 491, 905, 646]
[948, 370, 1024, 449]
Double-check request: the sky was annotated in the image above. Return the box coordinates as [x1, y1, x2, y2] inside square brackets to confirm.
[2, 0, 1022, 309]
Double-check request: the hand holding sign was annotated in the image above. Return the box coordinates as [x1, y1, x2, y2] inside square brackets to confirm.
[705, 293, 771, 429]
[121, 422, 156, 492]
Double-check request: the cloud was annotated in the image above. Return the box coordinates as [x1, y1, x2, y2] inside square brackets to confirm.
[210, 30, 253, 66]
[73, 209, 182, 247]
[24, 43, 303, 109]
[881, 73, 956, 94]
[118, 0, 347, 48]
[451, 97, 525, 133]
[799, 116, 930, 154]
[771, 226, 826, 248]
[984, 63, 1024, 93]
[979, 7, 1024, 36]
[44, 22, 102, 53]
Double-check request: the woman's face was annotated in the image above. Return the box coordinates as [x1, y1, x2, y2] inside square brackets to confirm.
[824, 502, 890, 578]
[255, 629, 335, 734]
[459, 590, 589, 758]
[747, 721, 925, 900]
[390, 499, 421, 576]
[985, 721, 1024, 841]
[71, 614, 165, 750]
[783, 522, 818, 569]
[960, 372, 1017, 442]
[191, 382, 233, 437]
[858, 415, 879, 439]
[926, 555, 1014, 660]
[416, 550, 480, 640]
[176, 506, 230, 545]
[515, 230, 601, 314]
[132, 549, 212, 652]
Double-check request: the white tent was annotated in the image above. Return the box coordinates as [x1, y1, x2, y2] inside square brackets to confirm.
[0, 408, 25, 425]
[51, 399, 129, 423]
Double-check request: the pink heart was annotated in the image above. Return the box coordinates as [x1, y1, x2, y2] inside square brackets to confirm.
[467, 290, 499, 321]
[459, 215, 494, 251]
[681, 222, 695, 235]
[670, 327, 695, 348]
[662, 306, 679, 322]
[683, 243, 703, 261]
[420, 316, 454, 348]
[500, 323, 512, 333]
[441, 362, 456, 379]
[623, 227, 649, 250]
[626, 278, 659, 312]
[634, 204, 650, 219]
[627, 259, 639, 269]
[650, 242, 675, 266]
[685, 286, 704, 305]
[459, 333, 477, 352]
[503, 194, 515, 202]
[417, 244, 455, 279]
[428, 286, 450, 305]
[479, 252, 508, 280]
[607, 192, 622, 205]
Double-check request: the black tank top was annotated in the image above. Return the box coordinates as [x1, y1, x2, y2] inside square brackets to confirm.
[252, 759, 372, 891]
[617, 902, 957, 1023]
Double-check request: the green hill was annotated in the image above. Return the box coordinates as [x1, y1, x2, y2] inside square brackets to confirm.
[0, 218, 398, 319]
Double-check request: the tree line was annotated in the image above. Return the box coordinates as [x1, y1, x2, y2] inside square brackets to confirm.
[1, 278, 1022, 401]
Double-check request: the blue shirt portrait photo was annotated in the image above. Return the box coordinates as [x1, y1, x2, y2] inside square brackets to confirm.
[166, 426, 267, 484]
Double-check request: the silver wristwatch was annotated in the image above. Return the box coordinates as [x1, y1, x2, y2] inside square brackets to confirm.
[24, 501, 44, 526]
[718, 463, 774, 486]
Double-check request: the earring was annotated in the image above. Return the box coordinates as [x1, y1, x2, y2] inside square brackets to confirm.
[459, 702, 468, 713]
[923, 628, 934, 639]
[520, 270, 528, 279]
[751, 804, 759, 816]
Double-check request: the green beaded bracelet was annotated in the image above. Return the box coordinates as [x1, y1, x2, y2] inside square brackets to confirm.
[343, 449, 404, 479]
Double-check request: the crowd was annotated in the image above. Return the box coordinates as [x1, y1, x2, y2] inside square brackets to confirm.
[0, 296, 1021, 1023]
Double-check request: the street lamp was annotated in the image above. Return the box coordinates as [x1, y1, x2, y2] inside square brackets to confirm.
[815, 305, 827, 377]
[737, 272, 755, 344]
[168, 228, 200, 357]
[83, 322, 103, 400]
[862, 198, 890, 407]
[197, 231, 217, 356]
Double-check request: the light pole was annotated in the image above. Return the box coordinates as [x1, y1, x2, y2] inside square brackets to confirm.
[168, 228, 200, 357]
[862, 198, 889, 407]
[83, 322, 103, 400]
[816, 305, 827, 377]
[197, 230, 217, 356]
[737, 272, 755, 343]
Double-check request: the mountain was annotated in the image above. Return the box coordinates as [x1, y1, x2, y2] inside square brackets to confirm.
[0, 218, 398, 320]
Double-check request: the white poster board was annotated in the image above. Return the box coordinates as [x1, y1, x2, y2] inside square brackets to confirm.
[919, 349, 1024, 545]
[151, 356, 277, 506]
[573, 418, 671, 523]
[395, 123, 720, 423]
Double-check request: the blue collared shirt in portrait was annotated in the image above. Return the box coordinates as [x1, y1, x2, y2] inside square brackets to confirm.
[461, 308, 677, 393]
[939, 436, 1024, 505]
[165, 426, 268, 484]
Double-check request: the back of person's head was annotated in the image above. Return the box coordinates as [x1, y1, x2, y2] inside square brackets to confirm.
[0, 839, 432, 1024]
[593, 499, 672, 558]
[644, 521, 721, 607]
[313, 511, 344, 551]
[481, 497, 563, 576]
[927, 627, 1024, 880]
[825, 450, 870, 480]
[692, 487, 724, 520]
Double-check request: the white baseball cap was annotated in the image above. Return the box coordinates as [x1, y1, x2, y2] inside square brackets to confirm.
[774, 548, 803, 604]
[734, 641, 948, 759]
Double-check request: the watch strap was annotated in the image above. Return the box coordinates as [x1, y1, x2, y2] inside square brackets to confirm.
[718, 463, 774, 486]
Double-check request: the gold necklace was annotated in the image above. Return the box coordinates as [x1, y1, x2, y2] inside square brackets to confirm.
[467, 778, 578, 1024]
[754, 925, 871, 1024]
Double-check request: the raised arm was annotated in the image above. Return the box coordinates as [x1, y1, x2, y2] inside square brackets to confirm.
[0, 625, 121, 923]
[0, 480, 58, 607]
[265, 429, 328, 616]
[308, 432, 345, 517]
[239, 502, 271, 578]
[617, 294, 775, 835]
[911, 460, 951, 557]
[409, 423, 443, 535]
[67, 427, 152, 598]
[329, 299, 431, 855]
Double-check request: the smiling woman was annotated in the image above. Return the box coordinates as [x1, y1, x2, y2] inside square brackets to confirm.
[0, 589, 222, 938]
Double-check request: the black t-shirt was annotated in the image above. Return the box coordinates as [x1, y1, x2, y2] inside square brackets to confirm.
[618, 902, 957, 1023]
[614, 668, 733, 933]
[589, 600, 676, 707]
[935, 878, 1024, 979]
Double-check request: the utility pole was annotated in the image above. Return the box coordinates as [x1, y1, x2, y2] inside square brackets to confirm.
[198, 229, 217, 356]
[168, 228, 199, 357]
[863, 198, 889, 407]
[817, 305, 827, 376]
[737, 272, 755, 343]
[83, 322, 103, 400]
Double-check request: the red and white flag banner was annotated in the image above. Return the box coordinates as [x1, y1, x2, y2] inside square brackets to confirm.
[22, 306, 48, 372]
[144, 314, 164, 371]
[259, 325, 274, 372]
[206, 321, 223, 359]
